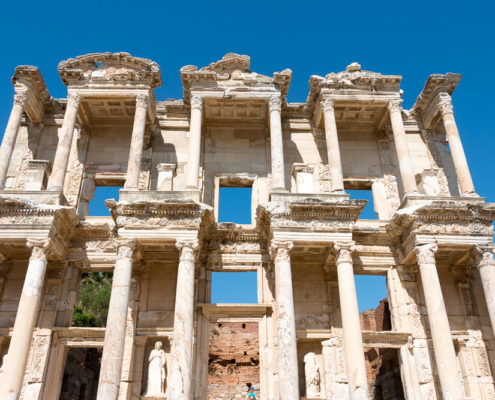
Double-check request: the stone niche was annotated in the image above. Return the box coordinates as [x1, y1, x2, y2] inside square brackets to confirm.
[141, 337, 171, 398]
[208, 322, 260, 400]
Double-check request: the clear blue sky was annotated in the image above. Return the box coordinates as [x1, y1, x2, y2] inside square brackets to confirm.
[1, 0, 493, 311]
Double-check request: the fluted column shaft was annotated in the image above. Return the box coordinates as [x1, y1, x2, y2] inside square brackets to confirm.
[439, 97, 476, 195]
[169, 240, 199, 400]
[334, 243, 369, 400]
[97, 241, 136, 400]
[271, 240, 299, 400]
[321, 98, 344, 192]
[0, 239, 50, 400]
[415, 244, 465, 400]
[47, 93, 81, 191]
[0, 92, 28, 189]
[388, 100, 418, 195]
[475, 245, 495, 336]
[124, 94, 149, 190]
[269, 95, 286, 191]
[185, 96, 203, 189]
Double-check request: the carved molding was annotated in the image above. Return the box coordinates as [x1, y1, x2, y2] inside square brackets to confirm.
[414, 243, 438, 265]
[270, 240, 293, 262]
[268, 95, 282, 113]
[26, 239, 51, 261]
[176, 240, 199, 263]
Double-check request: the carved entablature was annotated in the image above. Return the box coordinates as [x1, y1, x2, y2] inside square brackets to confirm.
[58, 52, 162, 89]
[0, 197, 77, 259]
[306, 62, 402, 115]
[12, 65, 52, 123]
[410, 72, 461, 128]
[388, 200, 495, 258]
[179, 53, 292, 104]
[105, 198, 214, 235]
[257, 198, 366, 238]
[70, 220, 117, 259]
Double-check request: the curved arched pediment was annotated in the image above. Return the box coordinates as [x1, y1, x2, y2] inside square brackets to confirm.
[58, 52, 162, 88]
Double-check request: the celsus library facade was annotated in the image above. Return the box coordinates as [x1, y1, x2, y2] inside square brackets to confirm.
[0, 52, 494, 400]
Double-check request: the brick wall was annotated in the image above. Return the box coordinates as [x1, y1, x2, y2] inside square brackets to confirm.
[208, 322, 260, 400]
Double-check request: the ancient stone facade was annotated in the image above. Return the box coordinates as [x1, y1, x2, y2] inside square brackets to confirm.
[0, 52, 494, 400]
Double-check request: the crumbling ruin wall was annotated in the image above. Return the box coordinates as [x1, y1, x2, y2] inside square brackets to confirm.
[208, 322, 260, 400]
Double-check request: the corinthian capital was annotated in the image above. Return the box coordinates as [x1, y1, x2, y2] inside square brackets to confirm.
[268, 95, 282, 113]
[176, 240, 199, 263]
[67, 93, 82, 108]
[26, 239, 51, 261]
[387, 99, 403, 113]
[13, 92, 28, 107]
[321, 98, 335, 113]
[333, 242, 355, 265]
[414, 243, 438, 265]
[136, 93, 149, 108]
[474, 245, 495, 268]
[190, 96, 203, 111]
[270, 240, 293, 262]
[117, 239, 138, 259]
[438, 95, 454, 116]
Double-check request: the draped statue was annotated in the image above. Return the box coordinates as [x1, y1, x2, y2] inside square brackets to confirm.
[145, 341, 166, 397]
[304, 352, 320, 397]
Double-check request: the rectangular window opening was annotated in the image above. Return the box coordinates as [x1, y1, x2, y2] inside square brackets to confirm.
[347, 189, 377, 220]
[60, 346, 102, 399]
[218, 186, 252, 224]
[355, 274, 391, 331]
[211, 271, 257, 304]
[88, 186, 122, 216]
[72, 271, 113, 327]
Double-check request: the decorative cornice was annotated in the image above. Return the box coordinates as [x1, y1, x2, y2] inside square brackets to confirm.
[414, 243, 438, 265]
[270, 240, 293, 262]
[176, 240, 199, 263]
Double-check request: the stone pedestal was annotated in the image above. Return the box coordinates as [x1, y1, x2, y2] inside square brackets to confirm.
[125, 94, 149, 190]
[0, 239, 50, 400]
[292, 163, 315, 193]
[168, 240, 198, 400]
[97, 241, 136, 400]
[271, 240, 299, 400]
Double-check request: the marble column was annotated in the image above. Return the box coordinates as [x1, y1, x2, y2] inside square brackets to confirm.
[0, 239, 50, 400]
[169, 240, 199, 400]
[271, 240, 299, 400]
[388, 100, 418, 195]
[438, 96, 476, 196]
[334, 242, 369, 400]
[321, 98, 344, 192]
[47, 93, 81, 191]
[269, 95, 286, 191]
[124, 94, 148, 190]
[0, 92, 28, 189]
[97, 240, 136, 400]
[414, 244, 465, 400]
[474, 245, 495, 337]
[185, 96, 203, 189]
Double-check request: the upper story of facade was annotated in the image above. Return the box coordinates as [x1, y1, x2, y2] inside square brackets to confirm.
[0, 52, 481, 224]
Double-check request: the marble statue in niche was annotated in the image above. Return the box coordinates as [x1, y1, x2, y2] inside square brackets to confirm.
[145, 341, 166, 397]
[304, 352, 320, 397]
